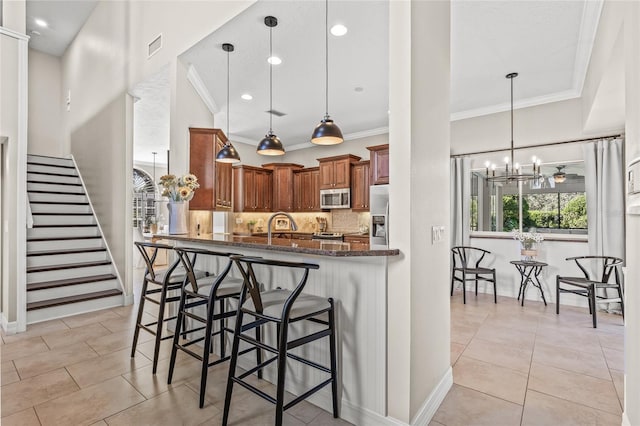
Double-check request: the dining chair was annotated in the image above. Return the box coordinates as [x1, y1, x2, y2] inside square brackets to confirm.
[451, 246, 497, 304]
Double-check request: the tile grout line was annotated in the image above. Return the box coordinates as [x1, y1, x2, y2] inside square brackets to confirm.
[520, 316, 541, 425]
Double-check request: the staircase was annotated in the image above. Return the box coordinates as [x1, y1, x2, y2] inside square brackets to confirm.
[26, 154, 124, 324]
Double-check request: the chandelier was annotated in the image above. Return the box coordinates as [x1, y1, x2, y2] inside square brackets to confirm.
[485, 73, 541, 183]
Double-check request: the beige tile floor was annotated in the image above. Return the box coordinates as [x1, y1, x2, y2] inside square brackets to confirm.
[0, 280, 624, 425]
[0, 268, 351, 426]
[432, 292, 625, 426]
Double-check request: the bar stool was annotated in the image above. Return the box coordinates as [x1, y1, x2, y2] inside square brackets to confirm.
[167, 247, 261, 408]
[131, 241, 209, 374]
[223, 255, 338, 426]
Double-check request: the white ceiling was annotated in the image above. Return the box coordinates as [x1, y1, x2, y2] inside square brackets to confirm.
[25, 0, 98, 56]
[22, 0, 605, 151]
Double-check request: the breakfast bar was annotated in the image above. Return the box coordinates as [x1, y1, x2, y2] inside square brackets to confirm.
[156, 232, 399, 425]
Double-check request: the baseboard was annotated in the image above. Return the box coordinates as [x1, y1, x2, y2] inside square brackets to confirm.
[1, 313, 18, 335]
[410, 367, 453, 425]
[123, 293, 135, 306]
[622, 412, 631, 426]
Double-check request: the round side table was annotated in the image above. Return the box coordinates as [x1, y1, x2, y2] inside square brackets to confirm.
[510, 260, 548, 307]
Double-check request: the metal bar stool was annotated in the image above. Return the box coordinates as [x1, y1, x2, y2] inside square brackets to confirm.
[222, 255, 339, 426]
[131, 241, 209, 374]
[167, 247, 261, 408]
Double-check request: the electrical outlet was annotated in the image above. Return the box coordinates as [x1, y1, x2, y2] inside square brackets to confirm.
[235, 217, 243, 224]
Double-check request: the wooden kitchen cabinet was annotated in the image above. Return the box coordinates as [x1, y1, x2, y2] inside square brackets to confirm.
[262, 163, 304, 212]
[293, 167, 321, 212]
[233, 165, 273, 212]
[367, 144, 389, 185]
[317, 154, 361, 189]
[188, 128, 233, 210]
[351, 160, 370, 212]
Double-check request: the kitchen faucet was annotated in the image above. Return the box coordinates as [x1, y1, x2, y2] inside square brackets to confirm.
[267, 211, 298, 244]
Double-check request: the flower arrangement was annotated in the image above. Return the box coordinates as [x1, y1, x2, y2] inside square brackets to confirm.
[159, 174, 200, 202]
[512, 230, 544, 249]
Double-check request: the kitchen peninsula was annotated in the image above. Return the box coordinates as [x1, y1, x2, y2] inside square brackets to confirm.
[157, 231, 398, 424]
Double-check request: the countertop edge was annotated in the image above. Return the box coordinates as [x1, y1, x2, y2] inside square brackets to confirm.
[152, 234, 400, 257]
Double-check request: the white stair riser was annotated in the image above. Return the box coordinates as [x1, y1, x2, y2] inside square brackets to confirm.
[27, 251, 108, 268]
[27, 279, 119, 303]
[27, 164, 78, 176]
[28, 238, 104, 252]
[27, 155, 74, 167]
[30, 204, 92, 214]
[27, 173, 81, 185]
[27, 264, 114, 283]
[27, 295, 123, 324]
[28, 227, 100, 239]
[32, 215, 96, 226]
[27, 182, 85, 194]
[28, 193, 88, 203]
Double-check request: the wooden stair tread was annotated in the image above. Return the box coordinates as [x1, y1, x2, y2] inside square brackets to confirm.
[27, 274, 117, 291]
[29, 201, 89, 205]
[27, 161, 76, 169]
[27, 171, 78, 178]
[27, 260, 111, 273]
[31, 212, 93, 216]
[31, 224, 96, 228]
[28, 190, 85, 195]
[27, 180, 82, 186]
[27, 154, 73, 161]
[27, 289, 122, 311]
[27, 236, 101, 242]
[27, 247, 106, 257]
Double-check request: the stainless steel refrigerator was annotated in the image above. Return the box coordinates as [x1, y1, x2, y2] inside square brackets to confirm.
[369, 184, 389, 249]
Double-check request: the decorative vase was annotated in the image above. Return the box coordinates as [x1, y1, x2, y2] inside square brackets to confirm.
[520, 241, 538, 261]
[168, 202, 188, 234]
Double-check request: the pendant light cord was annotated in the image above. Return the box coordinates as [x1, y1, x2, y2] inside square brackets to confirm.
[325, 0, 329, 118]
[269, 23, 273, 133]
[226, 47, 230, 144]
[510, 75, 514, 168]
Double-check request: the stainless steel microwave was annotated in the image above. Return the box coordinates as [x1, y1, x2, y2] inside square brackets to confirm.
[320, 188, 350, 209]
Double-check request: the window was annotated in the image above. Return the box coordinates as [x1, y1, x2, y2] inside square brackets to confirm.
[470, 162, 587, 234]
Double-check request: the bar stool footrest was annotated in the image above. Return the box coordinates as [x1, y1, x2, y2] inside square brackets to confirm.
[283, 378, 333, 411]
[232, 377, 276, 404]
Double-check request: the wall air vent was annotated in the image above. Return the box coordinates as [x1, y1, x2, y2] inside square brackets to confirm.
[148, 34, 163, 58]
[266, 109, 286, 117]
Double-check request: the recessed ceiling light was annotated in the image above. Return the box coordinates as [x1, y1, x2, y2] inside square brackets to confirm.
[34, 18, 48, 28]
[267, 56, 282, 65]
[241, 93, 253, 100]
[330, 24, 348, 36]
[354, 86, 364, 93]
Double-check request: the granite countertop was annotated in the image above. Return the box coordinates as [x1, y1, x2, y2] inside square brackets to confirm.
[153, 233, 399, 257]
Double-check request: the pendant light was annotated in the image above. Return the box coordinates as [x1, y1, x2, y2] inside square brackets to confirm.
[485, 72, 541, 183]
[216, 43, 241, 163]
[311, 0, 344, 145]
[553, 166, 567, 183]
[257, 16, 285, 156]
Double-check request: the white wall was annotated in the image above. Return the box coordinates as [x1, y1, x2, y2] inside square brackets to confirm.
[388, 1, 451, 422]
[28, 48, 63, 157]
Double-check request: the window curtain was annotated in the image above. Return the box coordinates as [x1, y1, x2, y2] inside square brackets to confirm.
[583, 138, 625, 313]
[450, 157, 471, 248]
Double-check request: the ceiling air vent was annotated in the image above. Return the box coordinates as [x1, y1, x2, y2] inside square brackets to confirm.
[266, 109, 286, 117]
[148, 34, 163, 58]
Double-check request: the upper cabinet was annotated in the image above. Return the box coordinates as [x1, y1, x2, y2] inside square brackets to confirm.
[294, 167, 321, 212]
[317, 154, 361, 189]
[351, 160, 370, 212]
[188, 128, 232, 210]
[262, 163, 304, 212]
[233, 165, 273, 212]
[367, 144, 389, 185]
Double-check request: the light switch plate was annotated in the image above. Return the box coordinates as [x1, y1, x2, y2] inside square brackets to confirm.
[431, 225, 445, 244]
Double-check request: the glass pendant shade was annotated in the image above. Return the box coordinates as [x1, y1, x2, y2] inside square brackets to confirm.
[216, 143, 240, 163]
[257, 131, 285, 156]
[311, 116, 343, 145]
[553, 166, 567, 183]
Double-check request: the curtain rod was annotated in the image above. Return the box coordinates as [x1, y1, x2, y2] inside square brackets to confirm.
[450, 134, 623, 158]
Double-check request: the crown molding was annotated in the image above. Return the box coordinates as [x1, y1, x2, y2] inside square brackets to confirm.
[0, 26, 29, 41]
[186, 64, 218, 114]
[450, 89, 581, 122]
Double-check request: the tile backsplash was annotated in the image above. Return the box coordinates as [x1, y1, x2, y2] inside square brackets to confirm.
[231, 210, 370, 234]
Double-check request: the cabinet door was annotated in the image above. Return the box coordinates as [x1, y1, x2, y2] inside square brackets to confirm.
[319, 161, 335, 189]
[301, 171, 313, 210]
[188, 131, 215, 210]
[233, 167, 244, 212]
[371, 147, 389, 185]
[272, 168, 294, 211]
[293, 172, 303, 211]
[333, 158, 351, 188]
[352, 162, 370, 211]
[255, 170, 273, 212]
[214, 137, 232, 209]
[311, 169, 321, 211]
